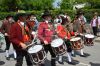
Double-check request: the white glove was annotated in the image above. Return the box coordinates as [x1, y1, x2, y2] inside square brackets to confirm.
[44, 40, 48, 45]
[65, 36, 68, 39]
[5, 33, 8, 36]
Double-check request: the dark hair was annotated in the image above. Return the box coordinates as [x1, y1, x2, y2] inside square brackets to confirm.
[14, 13, 27, 21]
[42, 9, 52, 18]
[6, 15, 13, 20]
[26, 13, 35, 19]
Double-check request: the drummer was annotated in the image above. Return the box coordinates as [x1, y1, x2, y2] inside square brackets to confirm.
[38, 9, 56, 66]
[72, 15, 87, 57]
[54, 19, 77, 65]
[26, 13, 39, 31]
[9, 13, 34, 66]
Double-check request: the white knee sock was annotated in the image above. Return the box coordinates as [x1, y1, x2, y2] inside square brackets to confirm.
[58, 55, 63, 62]
[80, 49, 84, 55]
[13, 50, 17, 58]
[71, 50, 75, 55]
[6, 50, 9, 57]
[67, 52, 72, 62]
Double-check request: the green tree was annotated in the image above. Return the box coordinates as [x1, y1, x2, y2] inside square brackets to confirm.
[0, 0, 54, 12]
[60, 0, 71, 9]
[0, 0, 17, 11]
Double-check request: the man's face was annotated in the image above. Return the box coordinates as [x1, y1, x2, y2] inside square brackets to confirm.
[94, 15, 97, 19]
[45, 16, 51, 21]
[19, 16, 27, 22]
[8, 17, 15, 23]
[30, 15, 36, 21]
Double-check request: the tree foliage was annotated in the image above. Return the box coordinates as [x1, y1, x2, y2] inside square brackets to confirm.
[60, 0, 100, 9]
[0, 0, 100, 12]
[0, 0, 54, 12]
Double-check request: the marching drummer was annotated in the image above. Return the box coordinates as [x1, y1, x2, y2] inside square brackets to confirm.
[9, 13, 34, 66]
[26, 13, 39, 31]
[72, 15, 87, 57]
[0, 15, 16, 60]
[38, 9, 56, 66]
[54, 19, 77, 65]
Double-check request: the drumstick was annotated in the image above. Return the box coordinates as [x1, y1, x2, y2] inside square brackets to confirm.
[27, 31, 37, 47]
[27, 41, 37, 47]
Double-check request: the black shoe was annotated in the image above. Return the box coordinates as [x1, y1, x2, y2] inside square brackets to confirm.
[71, 54, 76, 57]
[58, 61, 64, 65]
[6, 57, 10, 60]
[67, 61, 76, 65]
[14, 58, 16, 60]
[80, 55, 87, 57]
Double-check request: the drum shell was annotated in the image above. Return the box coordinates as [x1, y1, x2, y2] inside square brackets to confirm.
[84, 37, 94, 46]
[51, 38, 67, 55]
[27, 45, 46, 64]
[70, 37, 84, 50]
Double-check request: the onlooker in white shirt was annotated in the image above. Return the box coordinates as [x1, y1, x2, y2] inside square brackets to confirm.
[90, 12, 100, 36]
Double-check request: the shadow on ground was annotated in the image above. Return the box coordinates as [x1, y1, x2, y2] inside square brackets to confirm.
[89, 62, 100, 66]
[0, 61, 5, 65]
[0, 49, 5, 53]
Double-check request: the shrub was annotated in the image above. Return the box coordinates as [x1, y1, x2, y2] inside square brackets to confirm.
[0, 9, 100, 23]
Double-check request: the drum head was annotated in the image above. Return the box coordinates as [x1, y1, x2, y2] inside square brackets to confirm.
[51, 38, 63, 47]
[85, 34, 94, 38]
[28, 45, 42, 53]
[70, 37, 81, 41]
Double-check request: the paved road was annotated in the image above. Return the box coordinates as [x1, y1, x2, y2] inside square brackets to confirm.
[0, 37, 100, 66]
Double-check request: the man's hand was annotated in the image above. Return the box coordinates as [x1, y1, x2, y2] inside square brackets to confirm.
[44, 40, 48, 45]
[20, 42, 27, 49]
[65, 36, 68, 39]
[5, 33, 9, 36]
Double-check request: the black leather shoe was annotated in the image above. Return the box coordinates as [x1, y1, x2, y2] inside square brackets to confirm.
[14, 58, 17, 60]
[80, 55, 87, 57]
[67, 61, 76, 65]
[58, 61, 64, 65]
[71, 54, 76, 57]
[6, 57, 10, 60]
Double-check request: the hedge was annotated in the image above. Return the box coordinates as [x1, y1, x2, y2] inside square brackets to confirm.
[0, 9, 100, 23]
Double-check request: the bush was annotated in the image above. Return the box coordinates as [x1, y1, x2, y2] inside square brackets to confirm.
[0, 12, 16, 20]
[0, 9, 100, 23]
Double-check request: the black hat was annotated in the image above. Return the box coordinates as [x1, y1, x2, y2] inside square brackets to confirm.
[76, 11, 84, 16]
[42, 9, 52, 18]
[14, 13, 27, 21]
[6, 15, 13, 19]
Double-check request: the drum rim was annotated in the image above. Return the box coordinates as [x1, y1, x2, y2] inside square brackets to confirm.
[51, 38, 64, 47]
[85, 34, 94, 38]
[28, 45, 43, 53]
[70, 37, 81, 41]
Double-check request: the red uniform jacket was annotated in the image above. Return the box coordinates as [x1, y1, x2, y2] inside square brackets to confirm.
[0, 19, 13, 35]
[26, 21, 35, 30]
[38, 22, 54, 44]
[9, 22, 32, 49]
[56, 24, 75, 40]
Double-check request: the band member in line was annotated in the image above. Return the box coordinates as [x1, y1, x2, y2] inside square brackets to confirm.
[73, 15, 82, 33]
[54, 20, 77, 65]
[26, 14, 39, 31]
[72, 15, 87, 57]
[61, 13, 71, 26]
[54, 15, 62, 25]
[78, 12, 87, 33]
[9, 13, 33, 66]
[90, 12, 100, 36]
[0, 15, 16, 60]
[38, 10, 56, 66]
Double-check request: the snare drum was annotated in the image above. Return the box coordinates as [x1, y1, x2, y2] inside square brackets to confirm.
[51, 38, 67, 55]
[70, 37, 84, 50]
[28, 45, 46, 64]
[84, 34, 94, 46]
